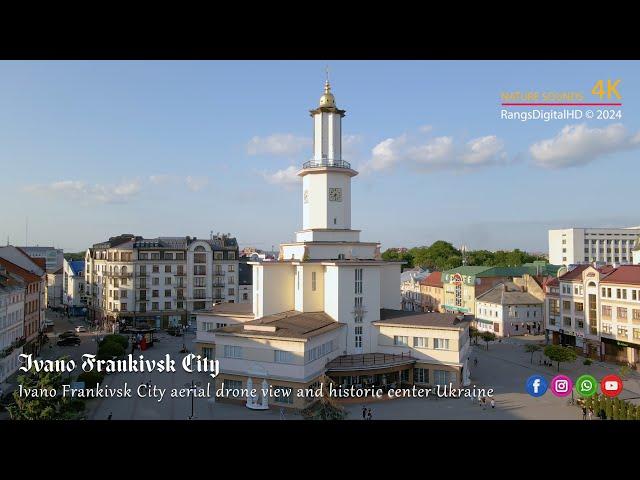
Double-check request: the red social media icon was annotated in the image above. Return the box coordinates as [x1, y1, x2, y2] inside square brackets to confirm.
[600, 374, 623, 397]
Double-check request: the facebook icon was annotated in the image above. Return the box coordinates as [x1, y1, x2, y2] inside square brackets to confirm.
[526, 375, 548, 397]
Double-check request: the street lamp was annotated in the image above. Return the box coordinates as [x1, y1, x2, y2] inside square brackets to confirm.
[184, 380, 202, 420]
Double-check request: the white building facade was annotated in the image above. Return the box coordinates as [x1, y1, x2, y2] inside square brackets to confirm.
[85, 234, 239, 330]
[63, 259, 87, 316]
[549, 227, 640, 266]
[0, 278, 25, 385]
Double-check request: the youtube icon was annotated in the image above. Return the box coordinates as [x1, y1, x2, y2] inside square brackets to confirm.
[600, 374, 624, 398]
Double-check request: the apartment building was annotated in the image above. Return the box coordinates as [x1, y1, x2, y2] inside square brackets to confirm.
[549, 227, 640, 266]
[0, 269, 25, 385]
[85, 233, 239, 330]
[545, 264, 640, 364]
[419, 271, 444, 313]
[17, 246, 64, 273]
[63, 259, 87, 316]
[400, 267, 429, 311]
[475, 281, 543, 337]
[0, 246, 46, 355]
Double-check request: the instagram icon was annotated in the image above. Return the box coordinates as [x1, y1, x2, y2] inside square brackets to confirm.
[550, 375, 573, 397]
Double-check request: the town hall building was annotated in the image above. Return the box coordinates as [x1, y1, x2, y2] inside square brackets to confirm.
[201, 79, 471, 410]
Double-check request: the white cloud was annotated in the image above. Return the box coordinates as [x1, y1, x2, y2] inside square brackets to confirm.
[149, 174, 174, 185]
[247, 134, 311, 156]
[530, 123, 640, 168]
[262, 166, 300, 186]
[24, 179, 142, 204]
[359, 129, 507, 174]
[185, 176, 209, 192]
[419, 125, 433, 133]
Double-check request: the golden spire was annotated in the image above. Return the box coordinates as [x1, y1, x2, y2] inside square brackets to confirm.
[319, 66, 336, 107]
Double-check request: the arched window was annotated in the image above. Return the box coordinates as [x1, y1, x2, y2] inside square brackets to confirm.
[121, 266, 127, 274]
[114, 266, 119, 274]
[194, 246, 206, 252]
[587, 281, 596, 288]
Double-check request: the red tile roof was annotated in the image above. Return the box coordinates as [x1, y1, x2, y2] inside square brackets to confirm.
[601, 265, 640, 286]
[0, 258, 41, 283]
[557, 264, 589, 281]
[419, 271, 442, 287]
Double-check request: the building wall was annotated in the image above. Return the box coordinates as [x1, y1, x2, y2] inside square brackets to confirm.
[253, 263, 295, 319]
[0, 287, 25, 383]
[380, 263, 401, 310]
[549, 228, 639, 266]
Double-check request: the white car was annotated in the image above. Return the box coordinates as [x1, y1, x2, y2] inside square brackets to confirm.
[75, 326, 87, 333]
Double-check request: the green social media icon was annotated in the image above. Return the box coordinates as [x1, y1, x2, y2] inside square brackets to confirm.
[576, 375, 597, 397]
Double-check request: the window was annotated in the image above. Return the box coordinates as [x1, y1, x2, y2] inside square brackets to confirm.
[433, 370, 451, 386]
[152, 302, 159, 311]
[355, 268, 363, 294]
[228, 276, 235, 285]
[617, 307, 628, 320]
[151, 253, 160, 260]
[193, 288, 206, 299]
[393, 336, 408, 346]
[216, 322, 227, 328]
[274, 350, 293, 364]
[177, 301, 183, 309]
[202, 347, 214, 359]
[164, 290, 171, 297]
[354, 297, 364, 323]
[433, 338, 450, 350]
[563, 317, 572, 327]
[306, 341, 333, 363]
[224, 379, 242, 394]
[228, 252, 236, 260]
[193, 265, 206, 275]
[152, 290, 159, 298]
[602, 323, 612, 334]
[414, 368, 429, 384]
[602, 305, 612, 319]
[164, 301, 171, 309]
[242, 293, 248, 301]
[633, 290, 638, 301]
[312, 271, 317, 291]
[575, 302, 584, 312]
[577, 320, 584, 329]
[617, 325, 628, 337]
[164, 265, 171, 273]
[152, 277, 160, 285]
[223, 345, 242, 358]
[214, 252, 223, 260]
[354, 326, 362, 348]
[562, 300, 571, 311]
[549, 299, 560, 316]
[194, 277, 206, 287]
[228, 265, 235, 272]
[202, 321, 215, 331]
[165, 277, 171, 285]
[139, 253, 148, 260]
[228, 288, 235, 296]
[152, 265, 159, 273]
[413, 337, 427, 348]
[633, 309, 640, 321]
[165, 253, 174, 260]
[194, 253, 207, 264]
[634, 329, 640, 340]
[121, 303, 127, 311]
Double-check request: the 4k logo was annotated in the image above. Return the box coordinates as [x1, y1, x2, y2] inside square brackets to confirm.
[591, 79, 621, 99]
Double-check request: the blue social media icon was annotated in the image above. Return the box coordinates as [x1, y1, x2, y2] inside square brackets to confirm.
[525, 375, 548, 397]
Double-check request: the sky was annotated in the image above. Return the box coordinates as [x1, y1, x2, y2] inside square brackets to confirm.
[1, 60, 639, 254]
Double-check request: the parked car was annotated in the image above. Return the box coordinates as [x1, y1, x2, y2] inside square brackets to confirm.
[75, 326, 87, 333]
[58, 331, 79, 339]
[57, 336, 81, 346]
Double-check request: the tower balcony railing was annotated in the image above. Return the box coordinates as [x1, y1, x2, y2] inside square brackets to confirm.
[302, 159, 351, 169]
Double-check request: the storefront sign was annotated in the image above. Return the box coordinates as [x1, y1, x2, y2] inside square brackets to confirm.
[443, 272, 474, 286]
[617, 341, 628, 347]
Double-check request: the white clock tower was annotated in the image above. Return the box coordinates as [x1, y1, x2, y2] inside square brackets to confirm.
[297, 79, 361, 244]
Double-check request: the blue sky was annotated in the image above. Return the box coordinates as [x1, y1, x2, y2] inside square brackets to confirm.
[1, 60, 639, 253]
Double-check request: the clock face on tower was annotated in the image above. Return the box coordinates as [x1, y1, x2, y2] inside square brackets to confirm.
[303, 190, 310, 204]
[328, 187, 342, 202]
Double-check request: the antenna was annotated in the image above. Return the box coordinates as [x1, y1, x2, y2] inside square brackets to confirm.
[325, 64, 330, 83]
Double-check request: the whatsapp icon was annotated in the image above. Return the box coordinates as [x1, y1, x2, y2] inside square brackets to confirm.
[576, 374, 597, 397]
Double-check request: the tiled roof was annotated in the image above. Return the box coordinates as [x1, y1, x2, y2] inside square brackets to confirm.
[476, 282, 543, 305]
[601, 265, 640, 286]
[68, 260, 85, 276]
[420, 271, 442, 287]
[557, 264, 590, 281]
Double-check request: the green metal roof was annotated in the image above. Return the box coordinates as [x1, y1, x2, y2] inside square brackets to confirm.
[442, 263, 561, 278]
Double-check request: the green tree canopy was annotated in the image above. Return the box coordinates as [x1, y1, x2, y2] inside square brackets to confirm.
[544, 345, 577, 371]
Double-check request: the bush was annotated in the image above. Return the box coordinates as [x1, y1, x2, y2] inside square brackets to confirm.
[100, 334, 128, 350]
[69, 398, 85, 413]
[77, 370, 105, 388]
[97, 341, 125, 360]
[583, 359, 592, 365]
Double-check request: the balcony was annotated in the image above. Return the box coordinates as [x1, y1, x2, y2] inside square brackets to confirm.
[0, 337, 26, 359]
[105, 272, 133, 278]
[302, 159, 351, 170]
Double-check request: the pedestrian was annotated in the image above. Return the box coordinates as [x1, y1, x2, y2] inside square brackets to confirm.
[362, 406, 367, 420]
[538, 358, 542, 366]
[367, 408, 372, 420]
[588, 407, 593, 420]
[582, 405, 587, 420]
[481, 397, 486, 410]
[490, 398, 495, 409]
[474, 357, 478, 367]
[107, 412, 112, 420]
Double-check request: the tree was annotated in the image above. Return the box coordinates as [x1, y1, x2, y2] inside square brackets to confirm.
[8, 357, 85, 420]
[469, 326, 480, 345]
[410, 241, 461, 271]
[543, 345, 577, 372]
[100, 334, 129, 350]
[479, 331, 496, 350]
[381, 249, 414, 269]
[524, 344, 542, 364]
[97, 341, 125, 360]
[301, 375, 348, 420]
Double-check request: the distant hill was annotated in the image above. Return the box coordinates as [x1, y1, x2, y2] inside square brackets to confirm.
[64, 251, 85, 261]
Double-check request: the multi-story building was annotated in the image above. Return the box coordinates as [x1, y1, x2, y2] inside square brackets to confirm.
[545, 264, 640, 364]
[549, 227, 640, 266]
[17, 246, 64, 273]
[85, 233, 239, 330]
[475, 281, 543, 337]
[400, 267, 429, 311]
[441, 262, 559, 315]
[0, 246, 46, 355]
[63, 259, 87, 316]
[238, 262, 252, 304]
[0, 268, 25, 385]
[46, 267, 63, 308]
[205, 80, 471, 411]
[419, 271, 444, 313]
